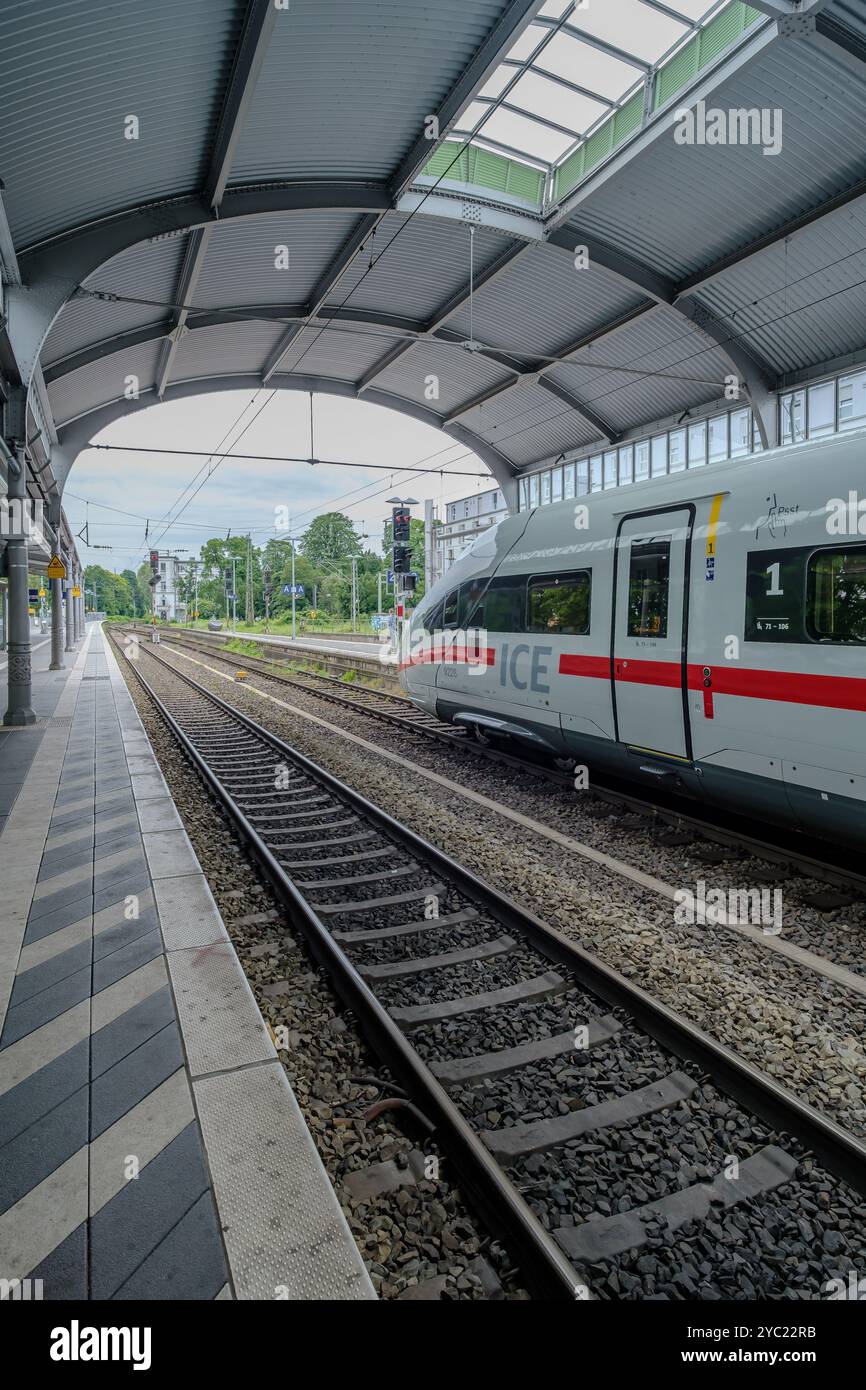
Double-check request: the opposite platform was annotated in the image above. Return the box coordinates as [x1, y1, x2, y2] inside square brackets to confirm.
[0, 623, 375, 1301]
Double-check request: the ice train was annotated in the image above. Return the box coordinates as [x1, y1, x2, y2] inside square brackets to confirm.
[400, 431, 866, 849]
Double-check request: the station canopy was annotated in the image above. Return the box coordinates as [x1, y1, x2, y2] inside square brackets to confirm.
[2, 0, 866, 502]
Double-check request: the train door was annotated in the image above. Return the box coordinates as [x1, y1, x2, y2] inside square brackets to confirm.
[611, 507, 694, 760]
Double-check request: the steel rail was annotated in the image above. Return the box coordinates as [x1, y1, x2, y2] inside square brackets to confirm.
[122, 637, 866, 1221]
[144, 626, 866, 900]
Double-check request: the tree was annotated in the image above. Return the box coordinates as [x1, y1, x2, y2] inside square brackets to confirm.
[84, 564, 134, 616]
[300, 512, 362, 570]
[121, 569, 142, 617]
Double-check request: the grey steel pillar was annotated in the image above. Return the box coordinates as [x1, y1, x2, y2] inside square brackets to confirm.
[48, 495, 64, 669]
[3, 443, 36, 726]
[64, 566, 75, 652]
[49, 576, 64, 670]
[73, 573, 81, 639]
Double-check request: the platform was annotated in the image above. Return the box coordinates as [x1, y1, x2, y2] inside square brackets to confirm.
[0, 624, 375, 1301]
[210, 627, 397, 663]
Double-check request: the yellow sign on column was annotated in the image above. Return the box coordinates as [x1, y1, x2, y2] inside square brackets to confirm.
[72, 586, 81, 598]
[47, 555, 66, 580]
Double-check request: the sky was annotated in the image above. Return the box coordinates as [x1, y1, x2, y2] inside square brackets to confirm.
[62, 389, 494, 574]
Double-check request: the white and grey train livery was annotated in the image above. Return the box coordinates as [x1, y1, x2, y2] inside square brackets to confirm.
[401, 431, 866, 849]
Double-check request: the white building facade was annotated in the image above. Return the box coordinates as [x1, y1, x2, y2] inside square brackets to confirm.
[432, 486, 508, 582]
[154, 554, 188, 622]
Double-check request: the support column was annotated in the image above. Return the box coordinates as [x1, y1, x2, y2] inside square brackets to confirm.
[76, 589, 83, 637]
[3, 442, 36, 727]
[73, 572, 81, 639]
[48, 494, 64, 670]
[64, 566, 75, 652]
[49, 577, 65, 670]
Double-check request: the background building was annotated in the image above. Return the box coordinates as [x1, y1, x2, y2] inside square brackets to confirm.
[153, 554, 188, 623]
[431, 487, 508, 583]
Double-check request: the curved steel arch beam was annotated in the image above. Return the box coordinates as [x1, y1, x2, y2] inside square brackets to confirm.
[51, 372, 519, 509]
[545, 226, 778, 447]
[7, 184, 393, 392]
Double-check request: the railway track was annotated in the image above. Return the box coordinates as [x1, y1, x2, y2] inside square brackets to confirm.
[139, 625, 866, 903]
[118, 634, 866, 1301]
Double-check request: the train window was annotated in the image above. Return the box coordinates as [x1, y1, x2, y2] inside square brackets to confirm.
[478, 576, 526, 633]
[442, 588, 459, 628]
[807, 548, 866, 644]
[458, 576, 489, 628]
[627, 540, 670, 638]
[421, 600, 444, 634]
[527, 571, 591, 636]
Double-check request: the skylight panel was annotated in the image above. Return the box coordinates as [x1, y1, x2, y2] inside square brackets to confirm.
[453, 100, 488, 134]
[569, 0, 688, 65]
[479, 106, 578, 162]
[661, 0, 723, 21]
[505, 24, 546, 64]
[508, 69, 608, 135]
[535, 32, 643, 102]
[477, 65, 514, 101]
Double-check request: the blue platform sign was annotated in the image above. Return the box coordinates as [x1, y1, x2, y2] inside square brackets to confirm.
[282, 583, 305, 596]
[386, 570, 394, 584]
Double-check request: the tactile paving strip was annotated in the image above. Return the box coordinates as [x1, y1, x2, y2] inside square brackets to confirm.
[167, 943, 276, 1077]
[193, 1062, 376, 1301]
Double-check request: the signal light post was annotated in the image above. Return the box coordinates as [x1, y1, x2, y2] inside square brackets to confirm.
[387, 496, 417, 659]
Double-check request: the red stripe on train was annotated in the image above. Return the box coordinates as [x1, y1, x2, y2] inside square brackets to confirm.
[557, 653, 866, 712]
[400, 645, 496, 671]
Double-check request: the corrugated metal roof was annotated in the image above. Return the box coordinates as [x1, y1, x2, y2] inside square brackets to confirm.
[43, 234, 186, 367]
[373, 336, 514, 414]
[544, 303, 733, 430]
[229, 0, 514, 184]
[324, 213, 518, 324]
[273, 319, 407, 383]
[468, 379, 601, 464]
[696, 199, 866, 375]
[171, 320, 288, 380]
[825, 0, 866, 42]
[47, 341, 163, 426]
[194, 211, 363, 308]
[443, 242, 646, 357]
[0, 0, 240, 250]
[559, 38, 866, 282]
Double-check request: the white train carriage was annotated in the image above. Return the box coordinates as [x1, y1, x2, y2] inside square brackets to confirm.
[402, 430, 866, 848]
